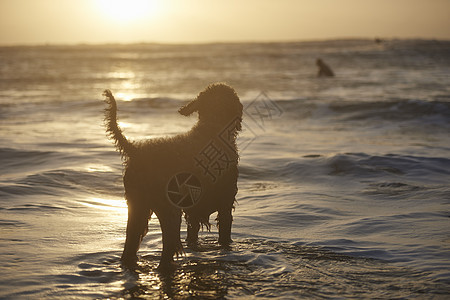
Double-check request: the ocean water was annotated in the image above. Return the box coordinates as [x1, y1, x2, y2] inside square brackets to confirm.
[0, 39, 449, 298]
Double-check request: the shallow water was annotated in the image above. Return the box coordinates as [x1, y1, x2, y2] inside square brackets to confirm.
[1, 39, 449, 298]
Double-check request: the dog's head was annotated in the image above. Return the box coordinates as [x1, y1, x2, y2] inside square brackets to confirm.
[179, 83, 243, 131]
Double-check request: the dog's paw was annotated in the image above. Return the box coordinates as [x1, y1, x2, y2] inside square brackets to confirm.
[120, 255, 138, 269]
[218, 238, 234, 251]
[157, 260, 179, 274]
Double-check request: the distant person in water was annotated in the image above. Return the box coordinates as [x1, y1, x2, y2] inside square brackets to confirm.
[316, 58, 334, 77]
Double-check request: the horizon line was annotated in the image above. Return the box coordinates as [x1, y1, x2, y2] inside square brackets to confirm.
[1, 36, 448, 48]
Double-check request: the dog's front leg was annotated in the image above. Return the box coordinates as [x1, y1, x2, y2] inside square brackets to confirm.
[121, 204, 150, 266]
[218, 206, 233, 246]
[156, 209, 183, 271]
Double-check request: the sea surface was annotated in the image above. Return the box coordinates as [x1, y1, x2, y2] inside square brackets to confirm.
[0, 39, 449, 299]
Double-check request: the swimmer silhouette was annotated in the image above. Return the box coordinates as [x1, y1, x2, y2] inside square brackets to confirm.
[316, 58, 334, 77]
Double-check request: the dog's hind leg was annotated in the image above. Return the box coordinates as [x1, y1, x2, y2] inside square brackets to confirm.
[121, 201, 151, 266]
[217, 207, 233, 246]
[156, 209, 183, 271]
[185, 214, 200, 246]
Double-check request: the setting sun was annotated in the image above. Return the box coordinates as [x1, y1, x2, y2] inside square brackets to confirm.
[95, 0, 161, 23]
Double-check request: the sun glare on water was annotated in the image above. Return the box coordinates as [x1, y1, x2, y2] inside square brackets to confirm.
[95, 0, 161, 23]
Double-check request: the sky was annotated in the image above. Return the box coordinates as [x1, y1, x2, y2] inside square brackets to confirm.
[0, 0, 449, 45]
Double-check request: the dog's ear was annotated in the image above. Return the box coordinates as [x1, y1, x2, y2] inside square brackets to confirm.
[178, 99, 199, 116]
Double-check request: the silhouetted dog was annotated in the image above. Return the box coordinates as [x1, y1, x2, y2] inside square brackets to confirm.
[103, 83, 242, 270]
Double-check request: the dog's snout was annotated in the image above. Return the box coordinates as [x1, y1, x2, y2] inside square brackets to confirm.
[178, 99, 198, 116]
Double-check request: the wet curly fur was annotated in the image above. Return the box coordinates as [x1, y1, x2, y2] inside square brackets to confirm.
[103, 83, 242, 270]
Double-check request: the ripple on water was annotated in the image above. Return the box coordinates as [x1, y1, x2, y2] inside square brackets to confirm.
[29, 239, 450, 299]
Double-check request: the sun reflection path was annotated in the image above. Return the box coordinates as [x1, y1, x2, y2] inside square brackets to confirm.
[107, 71, 136, 80]
[116, 80, 141, 101]
[103, 70, 142, 101]
[81, 197, 127, 214]
[85, 164, 113, 173]
[114, 93, 136, 102]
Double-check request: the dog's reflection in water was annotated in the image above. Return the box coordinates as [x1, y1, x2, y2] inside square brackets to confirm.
[122, 253, 231, 299]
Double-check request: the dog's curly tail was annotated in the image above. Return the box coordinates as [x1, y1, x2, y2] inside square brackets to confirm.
[103, 90, 135, 159]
